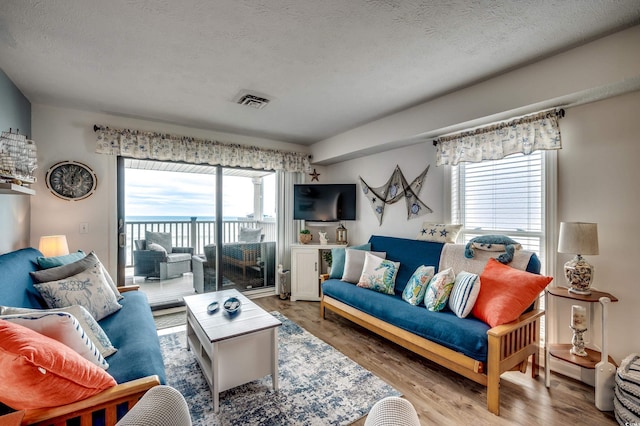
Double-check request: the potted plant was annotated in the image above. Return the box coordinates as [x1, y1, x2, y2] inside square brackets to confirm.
[299, 229, 312, 244]
[322, 250, 333, 275]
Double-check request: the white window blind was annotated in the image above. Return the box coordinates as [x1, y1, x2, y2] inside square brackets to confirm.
[451, 151, 546, 265]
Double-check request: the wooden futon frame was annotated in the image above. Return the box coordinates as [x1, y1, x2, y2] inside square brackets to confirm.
[321, 295, 543, 416]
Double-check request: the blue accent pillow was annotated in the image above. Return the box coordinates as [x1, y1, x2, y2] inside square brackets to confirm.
[329, 243, 370, 279]
[36, 251, 86, 269]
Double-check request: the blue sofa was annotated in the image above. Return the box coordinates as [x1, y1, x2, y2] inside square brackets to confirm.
[0, 247, 165, 424]
[321, 235, 544, 416]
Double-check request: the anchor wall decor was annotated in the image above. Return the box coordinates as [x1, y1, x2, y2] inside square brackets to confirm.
[360, 165, 432, 225]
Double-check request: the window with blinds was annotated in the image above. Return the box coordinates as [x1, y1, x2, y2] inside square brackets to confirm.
[451, 151, 546, 265]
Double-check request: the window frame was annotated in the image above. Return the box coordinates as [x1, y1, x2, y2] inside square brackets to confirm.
[444, 150, 557, 276]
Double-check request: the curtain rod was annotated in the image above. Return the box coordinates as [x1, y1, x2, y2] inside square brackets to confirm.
[432, 108, 565, 146]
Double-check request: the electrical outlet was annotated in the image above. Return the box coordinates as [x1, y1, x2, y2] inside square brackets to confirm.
[79, 222, 89, 234]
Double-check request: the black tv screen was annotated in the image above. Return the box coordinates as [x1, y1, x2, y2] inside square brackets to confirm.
[293, 184, 356, 222]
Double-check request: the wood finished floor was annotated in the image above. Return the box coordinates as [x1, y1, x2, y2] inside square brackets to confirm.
[253, 296, 617, 426]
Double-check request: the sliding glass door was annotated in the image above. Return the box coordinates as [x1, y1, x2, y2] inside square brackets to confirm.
[117, 158, 276, 308]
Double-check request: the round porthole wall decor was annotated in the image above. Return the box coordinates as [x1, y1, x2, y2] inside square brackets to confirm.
[45, 161, 98, 201]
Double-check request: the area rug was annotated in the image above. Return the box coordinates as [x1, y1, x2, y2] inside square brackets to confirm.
[159, 311, 400, 425]
[154, 311, 187, 330]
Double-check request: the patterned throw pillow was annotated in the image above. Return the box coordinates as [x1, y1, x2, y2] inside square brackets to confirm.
[1, 312, 109, 369]
[30, 252, 123, 301]
[448, 271, 481, 318]
[0, 304, 117, 358]
[402, 265, 435, 305]
[423, 267, 456, 311]
[0, 321, 116, 410]
[416, 223, 462, 243]
[34, 263, 122, 321]
[357, 252, 400, 295]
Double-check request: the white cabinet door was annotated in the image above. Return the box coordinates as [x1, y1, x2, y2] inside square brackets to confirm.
[291, 247, 320, 301]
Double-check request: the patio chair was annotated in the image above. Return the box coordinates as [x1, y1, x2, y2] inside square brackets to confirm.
[192, 232, 276, 292]
[133, 231, 194, 280]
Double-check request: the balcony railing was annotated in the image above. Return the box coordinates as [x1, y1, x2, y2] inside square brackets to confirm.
[125, 218, 277, 267]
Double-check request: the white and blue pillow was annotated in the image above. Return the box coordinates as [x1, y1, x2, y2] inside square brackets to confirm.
[448, 271, 481, 318]
[402, 265, 435, 306]
[1, 312, 109, 369]
[34, 263, 122, 321]
[342, 249, 386, 283]
[0, 304, 117, 358]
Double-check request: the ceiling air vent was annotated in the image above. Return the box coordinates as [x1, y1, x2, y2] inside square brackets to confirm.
[236, 93, 270, 109]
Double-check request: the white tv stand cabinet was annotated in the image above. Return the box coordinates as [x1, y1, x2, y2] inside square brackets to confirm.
[290, 243, 344, 301]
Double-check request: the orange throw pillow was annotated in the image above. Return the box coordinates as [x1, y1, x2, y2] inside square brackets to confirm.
[0, 320, 116, 410]
[472, 258, 553, 327]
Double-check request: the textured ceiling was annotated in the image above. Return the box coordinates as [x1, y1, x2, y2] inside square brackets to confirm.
[1, 1, 639, 144]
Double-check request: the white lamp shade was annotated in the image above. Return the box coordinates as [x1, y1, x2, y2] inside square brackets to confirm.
[558, 222, 599, 255]
[38, 235, 70, 257]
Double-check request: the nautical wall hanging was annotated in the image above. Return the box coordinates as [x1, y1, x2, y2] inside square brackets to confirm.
[360, 165, 432, 225]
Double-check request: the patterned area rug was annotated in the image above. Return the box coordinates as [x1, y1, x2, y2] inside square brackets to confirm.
[154, 311, 187, 330]
[160, 311, 400, 425]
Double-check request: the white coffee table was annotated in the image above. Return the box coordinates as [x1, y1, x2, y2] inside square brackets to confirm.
[184, 289, 281, 413]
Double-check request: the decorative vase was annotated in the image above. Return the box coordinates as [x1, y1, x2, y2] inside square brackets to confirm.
[564, 254, 594, 295]
[299, 233, 312, 244]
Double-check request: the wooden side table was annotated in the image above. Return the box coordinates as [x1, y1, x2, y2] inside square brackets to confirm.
[544, 286, 618, 387]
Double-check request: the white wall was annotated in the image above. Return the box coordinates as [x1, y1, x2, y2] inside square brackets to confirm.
[30, 104, 309, 278]
[313, 142, 444, 245]
[553, 90, 640, 367]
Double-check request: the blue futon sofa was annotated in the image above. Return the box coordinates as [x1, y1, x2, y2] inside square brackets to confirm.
[321, 235, 545, 416]
[0, 247, 165, 424]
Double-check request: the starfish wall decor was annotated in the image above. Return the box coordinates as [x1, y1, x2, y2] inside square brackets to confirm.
[309, 168, 320, 181]
[360, 165, 432, 225]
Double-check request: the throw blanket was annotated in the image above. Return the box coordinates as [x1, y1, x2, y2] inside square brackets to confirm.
[439, 244, 534, 276]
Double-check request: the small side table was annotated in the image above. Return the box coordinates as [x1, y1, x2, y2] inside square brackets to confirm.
[545, 286, 618, 387]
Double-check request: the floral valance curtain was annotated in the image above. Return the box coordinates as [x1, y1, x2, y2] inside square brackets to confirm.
[95, 125, 311, 173]
[433, 109, 564, 166]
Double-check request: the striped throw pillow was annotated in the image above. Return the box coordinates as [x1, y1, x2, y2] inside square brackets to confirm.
[448, 271, 481, 318]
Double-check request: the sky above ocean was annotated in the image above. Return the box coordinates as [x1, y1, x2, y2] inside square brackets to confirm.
[124, 168, 276, 218]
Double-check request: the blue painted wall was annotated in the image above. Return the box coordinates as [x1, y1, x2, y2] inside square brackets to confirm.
[0, 68, 32, 253]
[0, 69, 31, 138]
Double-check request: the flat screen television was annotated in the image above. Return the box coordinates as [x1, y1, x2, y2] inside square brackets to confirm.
[293, 184, 356, 222]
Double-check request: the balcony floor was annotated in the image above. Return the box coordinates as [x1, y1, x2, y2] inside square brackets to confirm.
[125, 267, 196, 308]
[125, 267, 275, 309]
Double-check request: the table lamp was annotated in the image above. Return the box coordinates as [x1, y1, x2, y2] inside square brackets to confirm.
[38, 235, 69, 257]
[558, 222, 598, 295]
